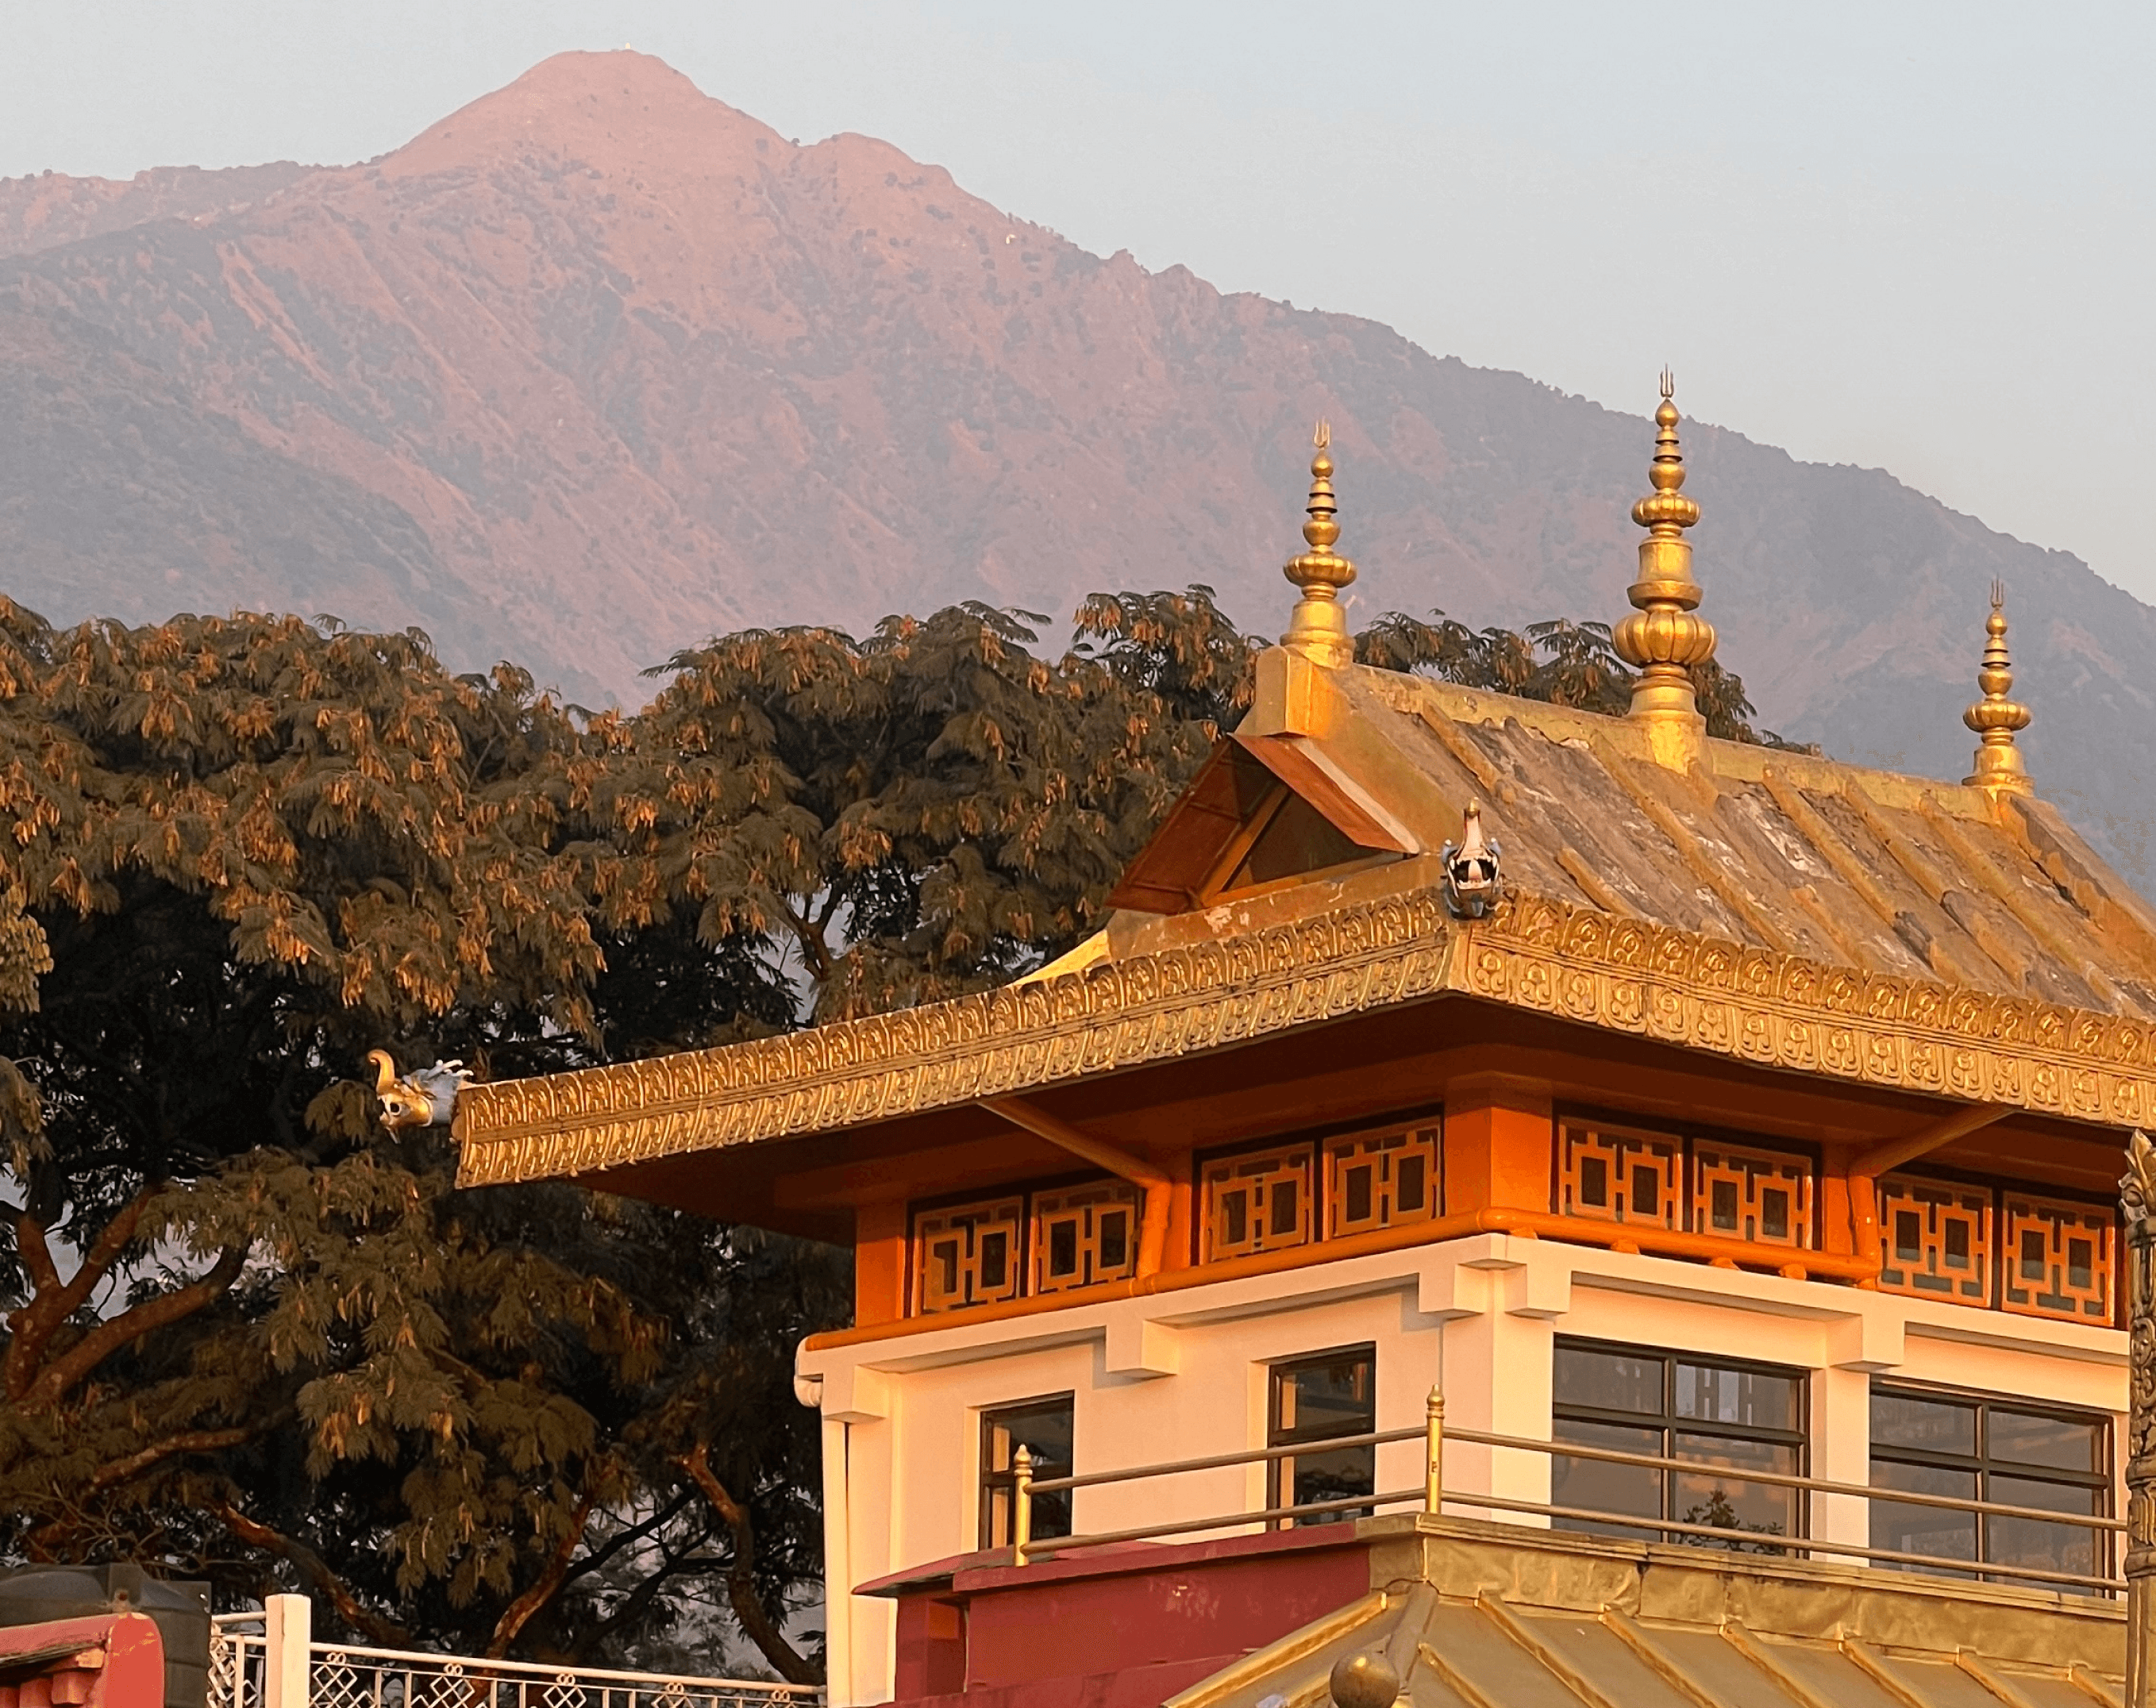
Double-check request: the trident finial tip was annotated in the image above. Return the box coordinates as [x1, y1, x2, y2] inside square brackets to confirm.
[1313, 417, 1330, 452]
[1659, 367, 1675, 402]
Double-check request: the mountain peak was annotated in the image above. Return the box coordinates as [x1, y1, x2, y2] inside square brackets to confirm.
[6, 54, 2156, 890]
[383, 49, 786, 176]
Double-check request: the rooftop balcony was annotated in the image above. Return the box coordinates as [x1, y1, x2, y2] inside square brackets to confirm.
[863, 1405, 2126, 1708]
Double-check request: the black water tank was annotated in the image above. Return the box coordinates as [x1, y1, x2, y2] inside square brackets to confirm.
[0, 1566, 210, 1708]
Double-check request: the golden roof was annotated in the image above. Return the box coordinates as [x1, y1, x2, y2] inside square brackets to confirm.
[454, 643, 2156, 1189]
[1167, 1514, 2123, 1708]
[452, 393, 2156, 1191]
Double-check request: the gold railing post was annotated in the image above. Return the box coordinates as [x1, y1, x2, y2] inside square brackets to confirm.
[1425, 1386, 1445, 1515]
[1011, 1444, 1034, 1568]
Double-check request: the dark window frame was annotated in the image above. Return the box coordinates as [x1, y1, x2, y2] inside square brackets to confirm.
[1869, 1378, 2112, 1584]
[1551, 1335, 1810, 1550]
[1265, 1343, 1377, 1529]
[978, 1391, 1076, 1552]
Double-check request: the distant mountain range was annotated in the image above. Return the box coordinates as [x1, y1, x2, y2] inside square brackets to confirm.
[4, 51, 2154, 887]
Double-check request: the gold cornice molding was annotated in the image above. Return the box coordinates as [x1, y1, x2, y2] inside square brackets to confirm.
[455, 886, 1459, 1187]
[1471, 894, 2156, 1127]
[454, 888, 2156, 1189]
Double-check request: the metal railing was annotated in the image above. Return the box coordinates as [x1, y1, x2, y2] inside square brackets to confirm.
[210, 1614, 268, 1708]
[208, 1601, 820, 1708]
[306, 1643, 819, 1708]
[1006, 1387, 2126, 1593]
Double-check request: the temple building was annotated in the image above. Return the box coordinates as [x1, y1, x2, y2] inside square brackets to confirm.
[452, 383, 2156, 1708]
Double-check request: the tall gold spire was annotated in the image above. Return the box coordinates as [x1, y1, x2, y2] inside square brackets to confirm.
[1963, 580, 2032, 794]
[1280, 420, 1357, 669]
[1613, 372, 1717, 767]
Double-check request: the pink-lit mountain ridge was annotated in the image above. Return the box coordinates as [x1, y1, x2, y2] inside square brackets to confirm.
[2, 52, 2150, 879]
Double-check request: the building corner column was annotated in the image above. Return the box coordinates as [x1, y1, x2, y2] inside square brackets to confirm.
[2123, 1132, 2156, 1707]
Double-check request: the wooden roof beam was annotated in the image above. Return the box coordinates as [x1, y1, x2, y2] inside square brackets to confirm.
[980, 1095, 1171, 1276]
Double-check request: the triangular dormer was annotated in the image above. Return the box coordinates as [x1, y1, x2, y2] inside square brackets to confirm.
[1104, 730, 1416, 913]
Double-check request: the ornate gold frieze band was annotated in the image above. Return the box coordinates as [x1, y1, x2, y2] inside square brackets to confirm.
[455, 888, 2156, 1188]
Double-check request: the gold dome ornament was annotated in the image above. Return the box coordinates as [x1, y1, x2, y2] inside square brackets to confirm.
[1280, 420, 1358, 669]
[1612, 372, 1719, 767]
[1328, 1653, 1400, 1708]
[1963, 580, 2033, 794]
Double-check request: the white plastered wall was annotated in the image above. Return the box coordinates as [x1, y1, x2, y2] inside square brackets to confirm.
[798, 1233, 2126, 1707]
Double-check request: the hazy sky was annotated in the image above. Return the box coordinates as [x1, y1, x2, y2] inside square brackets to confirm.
[6, 2, 2153, 602]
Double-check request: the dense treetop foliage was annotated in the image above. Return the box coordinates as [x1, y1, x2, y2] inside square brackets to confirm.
[0, 587, 1778, 1672]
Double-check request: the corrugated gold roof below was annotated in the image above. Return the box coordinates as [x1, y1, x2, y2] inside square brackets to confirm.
[1168, 1516, 2123, 1708]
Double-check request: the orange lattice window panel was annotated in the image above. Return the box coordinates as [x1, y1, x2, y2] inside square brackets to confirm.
[1692, 1141, 1814, 1247]
[1203, 1143, 1315, 1261]
[1032, 1180, 1141, 1294]
[2001, 1192, 2116, 1324]
[1557, 1121, 1679, 1229]
[1877, 1175, 1992, 1305]
[914, 1197, 1025, 1314]
[1326, 1124, 1442, 1238]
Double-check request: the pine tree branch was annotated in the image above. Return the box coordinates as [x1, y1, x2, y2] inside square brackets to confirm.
[486, 1490, 595, 1659]
[676, 1443, 822, 1686]
[17, 1244, 247, 1413]
[208, 1498, 410, 1648]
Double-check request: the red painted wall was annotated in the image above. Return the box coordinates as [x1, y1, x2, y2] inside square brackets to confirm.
[882, 1529, 1370, 1705]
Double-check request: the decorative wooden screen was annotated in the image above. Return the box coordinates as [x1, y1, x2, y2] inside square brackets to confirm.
[1692, 1141, 1814, 1248]
[1877, 1174, 1992, 1305]
[1203, 1142, 1315, 1260]
[1557, 1121, 1680, 1229]
[1031, 1180, 1141, 1294]
[1325, 1124, 1442, 1238]
[2001, 1191, 2116, 1325]
[914, 1196, 1025, 1314]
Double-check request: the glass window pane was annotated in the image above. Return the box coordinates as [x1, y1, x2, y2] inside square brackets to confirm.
[1675, 1362, 1798, 1433]
[1673, 1433, 1799, 1548]
[991, 1401, 1072, 1474]
[1989, 1473, 2100, 1517]
[981, 1396, 1075, 1547]
[1274, 1354, 1374, 1439]
[1989, 1474, 2102, 1583]
[1989, 1409, 2104, 1474]
[1284, 1443, 1376, 1525]
[1552, 1418, 1664, 1538]
[1872, 1390, 1976, 1456]
[1869, 1458, 1977, 1570]
[1554, 1345, 1664, 1417]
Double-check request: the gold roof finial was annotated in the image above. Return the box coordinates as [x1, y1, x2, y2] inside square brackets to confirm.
[1280, 419, 1358, 669]
[1963, 579, 2033, 794]
[1612, 372, 1717, 766]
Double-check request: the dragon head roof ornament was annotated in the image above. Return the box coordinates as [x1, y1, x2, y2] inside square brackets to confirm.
[368, 1050, 474, 1130]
